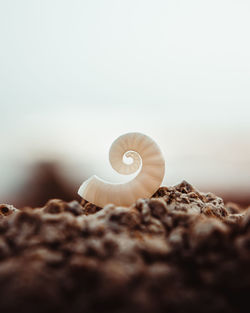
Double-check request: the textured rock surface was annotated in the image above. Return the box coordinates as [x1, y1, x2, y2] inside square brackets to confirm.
[0, 181, 249, 313]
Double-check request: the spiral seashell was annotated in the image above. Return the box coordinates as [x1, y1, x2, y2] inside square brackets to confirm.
[78, 132, 165, 207]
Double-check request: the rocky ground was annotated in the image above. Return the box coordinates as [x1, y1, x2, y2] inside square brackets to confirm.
[0, 181, 249, 313]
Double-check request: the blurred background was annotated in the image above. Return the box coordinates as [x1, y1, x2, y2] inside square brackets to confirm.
[0, 0, 249, 208]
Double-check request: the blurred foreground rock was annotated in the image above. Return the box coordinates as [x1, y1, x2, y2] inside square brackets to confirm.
[0, 181, 249, 313]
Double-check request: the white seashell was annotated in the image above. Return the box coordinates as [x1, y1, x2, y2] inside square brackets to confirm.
[78, 132, 165, 207]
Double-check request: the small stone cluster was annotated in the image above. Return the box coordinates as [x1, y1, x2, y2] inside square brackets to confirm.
[0, 181, 249, 313]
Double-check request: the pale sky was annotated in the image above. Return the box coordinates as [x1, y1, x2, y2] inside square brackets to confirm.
[0, 0, 250, 199]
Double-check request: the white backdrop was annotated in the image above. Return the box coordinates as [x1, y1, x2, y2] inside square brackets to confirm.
[0, 0, 250, 200]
